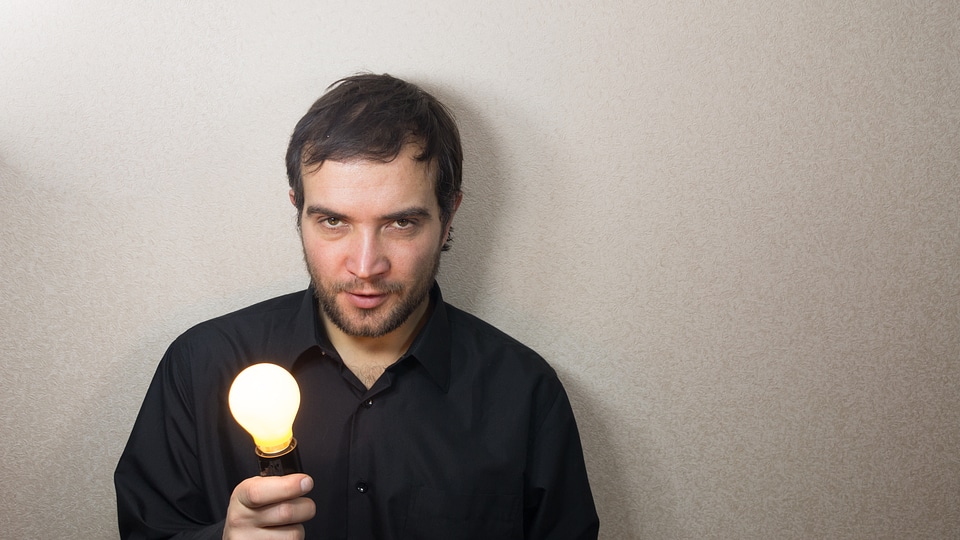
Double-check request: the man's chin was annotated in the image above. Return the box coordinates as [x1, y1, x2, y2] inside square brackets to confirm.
[329, 304, 396, 338]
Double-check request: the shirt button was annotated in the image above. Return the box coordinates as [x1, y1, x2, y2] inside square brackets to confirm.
[355, 481, 369, 494]
[362, 399, 374, 408]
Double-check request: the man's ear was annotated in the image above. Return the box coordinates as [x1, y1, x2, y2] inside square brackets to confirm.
[448, 191, 463, 225]
[441, 192, 464, 246]
[290, 190, 304, 229]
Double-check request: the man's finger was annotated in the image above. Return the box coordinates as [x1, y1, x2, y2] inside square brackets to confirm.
[235, 474, 314, 509]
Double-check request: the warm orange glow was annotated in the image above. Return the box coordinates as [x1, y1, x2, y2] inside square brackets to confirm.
[228, 363, 301, 454]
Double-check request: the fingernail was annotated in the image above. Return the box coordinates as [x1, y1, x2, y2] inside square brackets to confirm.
[300, 476, 314, 493]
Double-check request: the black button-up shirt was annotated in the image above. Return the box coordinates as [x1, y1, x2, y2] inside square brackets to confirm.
[115, 284, 599, 539]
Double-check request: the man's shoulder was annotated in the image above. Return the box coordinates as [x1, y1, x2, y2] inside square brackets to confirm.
[166, 288, 310, 365]
[442, 302, 557, 377]
[184, 289, 306, 335]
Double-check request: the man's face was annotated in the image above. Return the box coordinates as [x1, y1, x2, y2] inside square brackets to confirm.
[296, 145, 454, 339]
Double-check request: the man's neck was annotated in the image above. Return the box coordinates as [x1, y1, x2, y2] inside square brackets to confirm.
[323, 298, 431, 388]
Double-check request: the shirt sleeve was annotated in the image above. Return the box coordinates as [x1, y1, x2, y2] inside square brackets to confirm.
[114, 341, 226, 539]
[523, 382, 600, 540]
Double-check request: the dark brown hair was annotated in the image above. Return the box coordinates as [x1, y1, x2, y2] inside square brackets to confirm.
[286, 73, 463, 250]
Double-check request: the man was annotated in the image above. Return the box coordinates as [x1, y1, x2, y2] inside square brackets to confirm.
[115, 73, 599, 539]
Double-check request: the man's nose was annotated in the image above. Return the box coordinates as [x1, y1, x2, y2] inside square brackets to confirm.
[346, 230, 389, 279]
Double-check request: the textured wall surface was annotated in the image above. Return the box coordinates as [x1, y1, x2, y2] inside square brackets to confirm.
[1, 1, 958, 538]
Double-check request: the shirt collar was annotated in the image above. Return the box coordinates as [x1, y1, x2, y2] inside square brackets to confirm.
[278, 286, 328, 371]
[288, 282, 452, 392]
[402, 282, 452, 392]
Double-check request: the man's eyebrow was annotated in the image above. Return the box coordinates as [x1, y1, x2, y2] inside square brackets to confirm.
[382, 207, 432, 221]
[304, 204, 341, 217]
[304, 204, 432, 221]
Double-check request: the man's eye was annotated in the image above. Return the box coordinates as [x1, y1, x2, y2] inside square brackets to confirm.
[394, 219, 411, 228]
[322, 217, 342, 227]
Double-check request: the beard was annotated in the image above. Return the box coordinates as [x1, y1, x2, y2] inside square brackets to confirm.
[305, 247, 441, 338]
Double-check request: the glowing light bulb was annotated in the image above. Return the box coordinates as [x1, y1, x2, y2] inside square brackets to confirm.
[229, 363, 303, 475]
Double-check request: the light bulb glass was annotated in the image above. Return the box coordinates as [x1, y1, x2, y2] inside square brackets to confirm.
[228, 363, 301, 454]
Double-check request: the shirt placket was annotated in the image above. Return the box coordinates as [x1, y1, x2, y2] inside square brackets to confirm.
[346, 386, 386, 538]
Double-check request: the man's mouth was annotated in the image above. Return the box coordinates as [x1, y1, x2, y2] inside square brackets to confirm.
[343, 290, 389, 310]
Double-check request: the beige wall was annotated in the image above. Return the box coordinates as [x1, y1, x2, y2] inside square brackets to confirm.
[2, 1, 958, 538]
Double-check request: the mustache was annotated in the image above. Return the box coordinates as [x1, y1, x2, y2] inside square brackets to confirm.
[329, 279, 404, 295]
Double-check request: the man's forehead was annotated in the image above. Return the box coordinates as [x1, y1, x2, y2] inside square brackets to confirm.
[300, 151, 439, 211]
[301, 140, 431, 168]
[304, 155, 432, 173]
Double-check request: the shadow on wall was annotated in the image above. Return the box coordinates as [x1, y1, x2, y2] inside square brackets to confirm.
[555, 345, 684, 539]
[558, 371, 641, 537]
[425, 79, 509, 310]
[422, 80, 671, 538]
[0, 158, 152, 536]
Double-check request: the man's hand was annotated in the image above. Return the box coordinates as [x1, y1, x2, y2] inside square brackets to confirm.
[223, 474, 316, 539]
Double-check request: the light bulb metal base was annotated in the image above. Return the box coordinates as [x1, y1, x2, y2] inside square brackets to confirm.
[256, 437, 303, 476]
